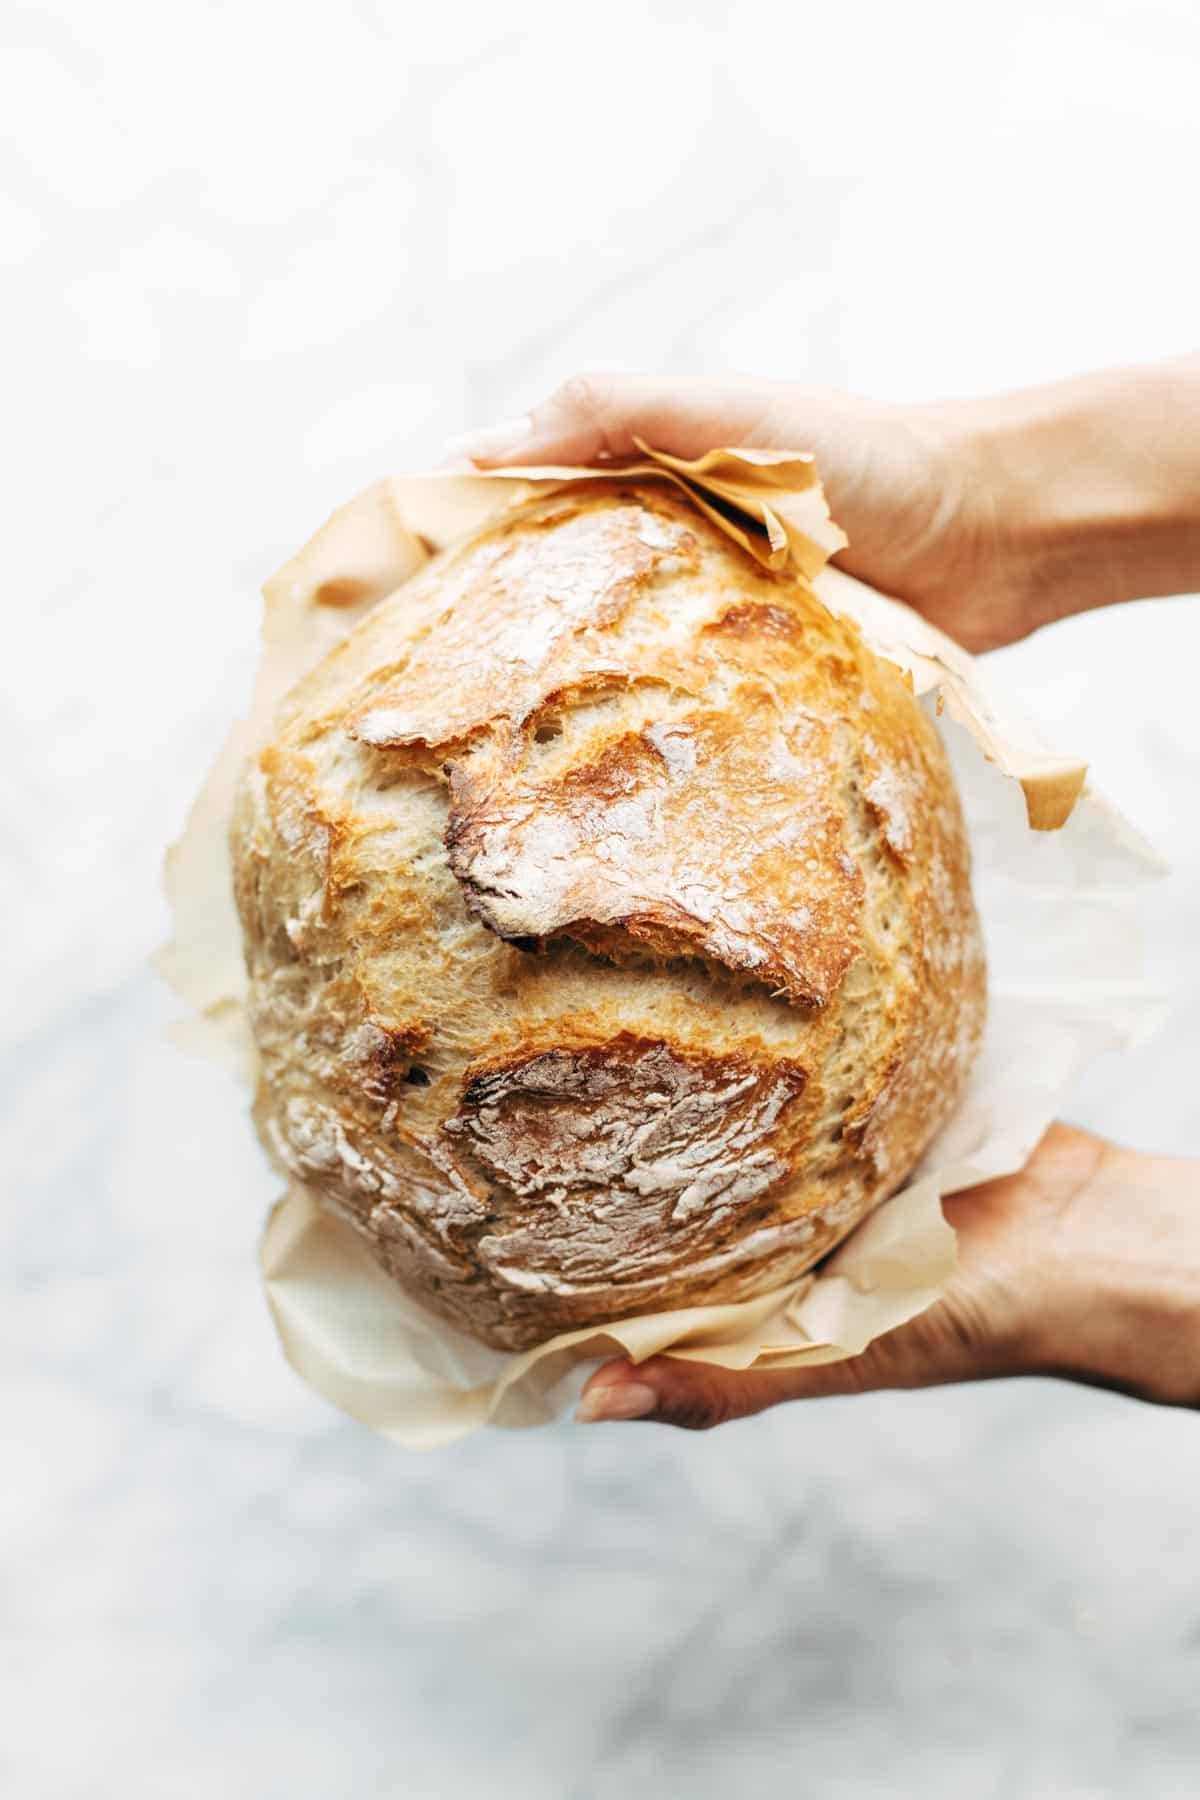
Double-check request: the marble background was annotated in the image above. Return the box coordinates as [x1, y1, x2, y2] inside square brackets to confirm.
[4, 3, 1200, 1795]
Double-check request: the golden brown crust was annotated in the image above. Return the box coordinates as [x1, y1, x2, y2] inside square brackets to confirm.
[232, 483, 986, 1350]
[344, 496, 700, 749]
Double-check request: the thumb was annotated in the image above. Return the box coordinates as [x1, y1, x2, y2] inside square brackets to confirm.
[446, 372, 789, 469]
[575, 1273, 1020, 1430]
[576, 1351, 883, 1431]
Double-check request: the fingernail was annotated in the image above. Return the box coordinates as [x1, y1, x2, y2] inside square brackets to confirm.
[445, 414, 534, 465]
[576, 1381, 658, 1424]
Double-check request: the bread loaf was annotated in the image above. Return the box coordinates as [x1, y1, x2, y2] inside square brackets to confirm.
[232, 481, 986, 1350]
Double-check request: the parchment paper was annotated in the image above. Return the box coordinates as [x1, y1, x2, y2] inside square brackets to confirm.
[160, 447, 1162, 1448]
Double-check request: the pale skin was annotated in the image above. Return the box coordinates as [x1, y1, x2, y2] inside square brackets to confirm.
[451, 359, 1200, 1428]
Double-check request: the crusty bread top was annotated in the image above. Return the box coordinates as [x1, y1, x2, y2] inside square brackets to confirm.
[234, 481, 986, 1349]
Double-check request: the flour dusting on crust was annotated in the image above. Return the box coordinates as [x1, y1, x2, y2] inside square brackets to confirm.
[232, 484, 987, 1350]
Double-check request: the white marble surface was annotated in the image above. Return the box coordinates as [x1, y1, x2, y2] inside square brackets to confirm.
[4, 3, 1200, 1795]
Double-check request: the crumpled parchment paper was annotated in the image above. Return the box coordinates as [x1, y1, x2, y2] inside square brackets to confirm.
[160, 446, 1162, 1447]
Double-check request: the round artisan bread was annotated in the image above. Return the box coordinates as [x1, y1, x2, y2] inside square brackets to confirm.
[232, 480, 986, 1350]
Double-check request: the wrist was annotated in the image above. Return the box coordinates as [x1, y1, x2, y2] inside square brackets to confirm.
[940, 360, 1200, 636]
[1028, 1143, 1200, 1408]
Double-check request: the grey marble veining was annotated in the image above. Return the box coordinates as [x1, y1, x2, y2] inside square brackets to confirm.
[4, 4, 1200, 1796]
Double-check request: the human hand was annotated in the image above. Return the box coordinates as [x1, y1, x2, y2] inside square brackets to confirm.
[574, 1124, 1200, 1429]
[451, 359, 1200, 652]
[450, 373, 1037, 653]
